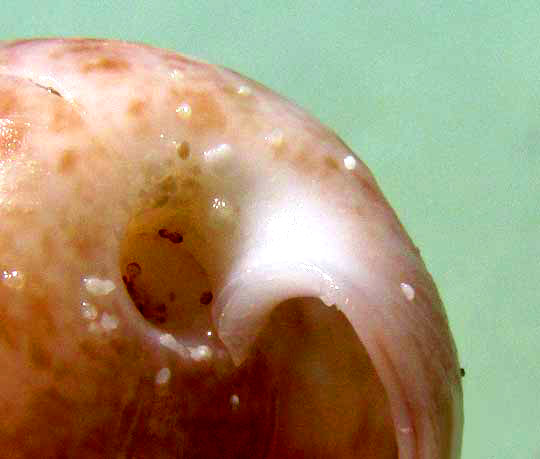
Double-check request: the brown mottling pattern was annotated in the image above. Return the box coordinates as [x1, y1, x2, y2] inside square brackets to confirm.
[63, 215, 107, 260]
[14, 386, 76, 455]
[170, 87, 227, 134]
[189, 164, 202, 176]
[49, 103, 84, 133]
[109, 337, 133, 358]
[0, 88, 17, 114]
[290, 151, 318, 175]
[40, 229, 57, 259]
[81, 57, 131, 74]
[57, 149, 78, 174]
[28, 294, 58, 338]
[126, 98, 152, 135]
[28, 340, 53, 369]
[271, 143, 287, 159]
[162, 51, 196, 68]
[0, 307, 23, 351]
[127, 99, 146, 117]
[181, 177, 203, 194]
[353, 171, 386, 206]
[78, 339, 105, 361]
[2, 38, 38, 48]
[177, 140, 190, 159]
[158, 175, 178, 193]
[49, 39, 110, 58]
[0, 118, 24, 158]
[52, 361, 70, 381]
[272, 144, 345, 180]
[77, 425, 112, 456]
[324, 155, 339, 171]
[0, 90, 26, 158]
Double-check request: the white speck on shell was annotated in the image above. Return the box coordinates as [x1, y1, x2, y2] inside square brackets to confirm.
[100, 312, 119, 331]
[169, 69, 184, 80]
[83, 277, 116, 296]
[237, 85, 252, 96]
[155, 367, 171, 385]
[211, 197, 234, 220]
[204, 143, 232, 163]
[189, 345, 213, 362]
[159, 333, 188, 357]
[343, 155, 357, 170]
[1, 270, 25, 290]
[265, 129, 284, 148]
[400, 282, 415, 301]
[176, 102, 192, 119]
[159, 333, 178, 349]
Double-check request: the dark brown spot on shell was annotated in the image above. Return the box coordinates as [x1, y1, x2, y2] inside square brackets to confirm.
[200, 291, 213, 305]
[177, 141, 190, 159]
[324, 156, 339, 171]
[57, 149, 78, 174]
[168, 292, 176, 302]
[460, 368, 466, 377]
[158, 228, 183, 244]
[81, 57, 130, 73]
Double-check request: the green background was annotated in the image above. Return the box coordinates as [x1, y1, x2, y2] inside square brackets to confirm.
[2, 1, 539, 457]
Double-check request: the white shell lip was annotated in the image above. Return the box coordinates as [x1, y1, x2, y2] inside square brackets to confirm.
[216, 258, 463, 459]
[215, 261, 345, 365]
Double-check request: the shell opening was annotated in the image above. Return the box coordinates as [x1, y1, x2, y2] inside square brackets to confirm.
[118, 167, 239, 349]
[253, 296, 399, 458]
